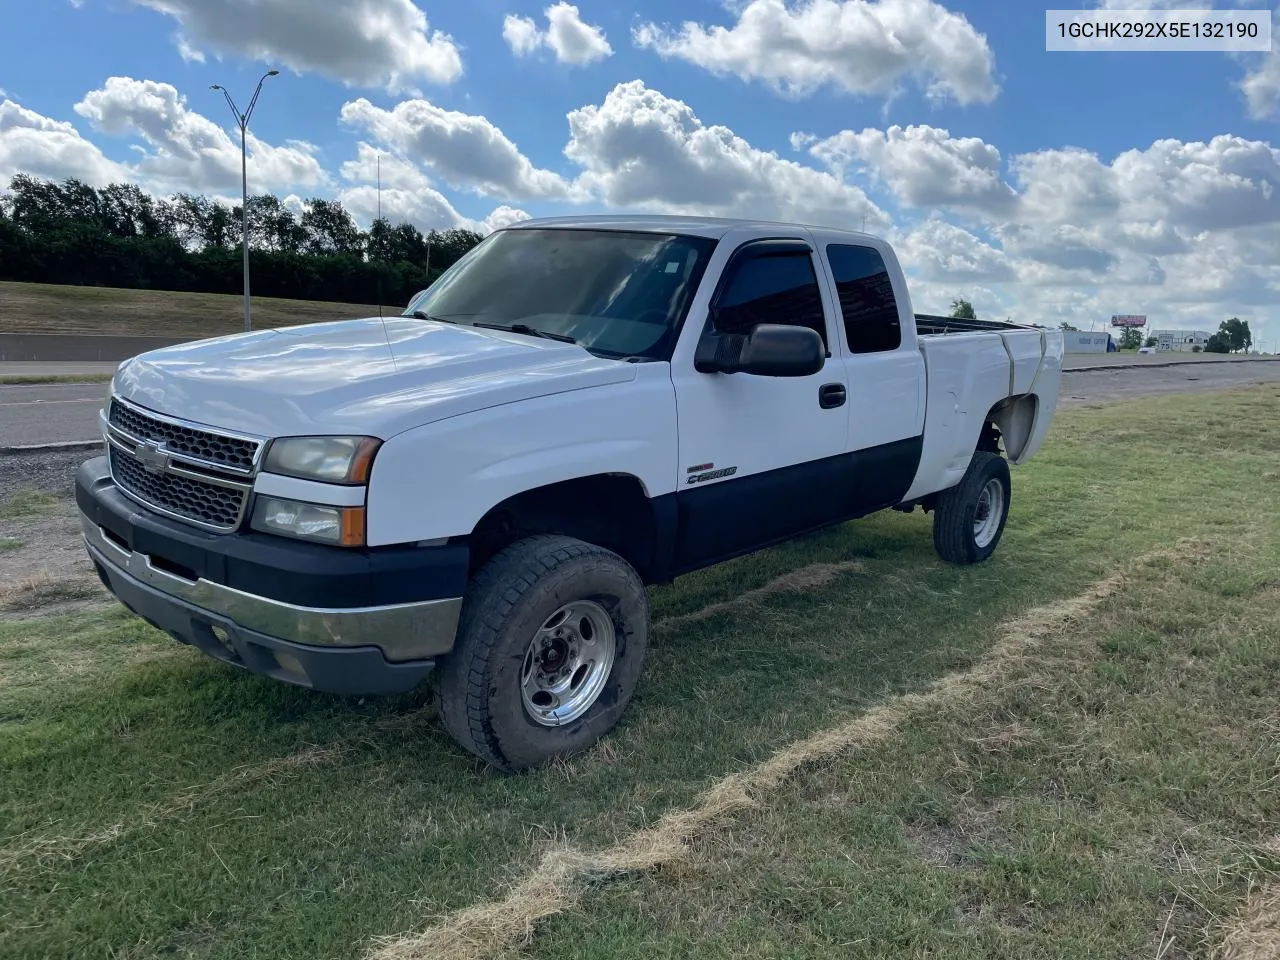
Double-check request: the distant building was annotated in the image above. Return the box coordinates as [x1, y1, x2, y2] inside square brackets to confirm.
[1063, 331, 1115, 354]
[1151, 329, 1213, 352]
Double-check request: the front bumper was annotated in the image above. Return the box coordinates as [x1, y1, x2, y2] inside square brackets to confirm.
[77, 456, 467, 695]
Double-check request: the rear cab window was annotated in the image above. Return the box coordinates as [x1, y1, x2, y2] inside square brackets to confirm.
[824, 244, 902, 354]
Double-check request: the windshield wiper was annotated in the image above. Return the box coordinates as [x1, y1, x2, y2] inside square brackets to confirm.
[471, 321, 577, 345]
[409, 310, 457, 324]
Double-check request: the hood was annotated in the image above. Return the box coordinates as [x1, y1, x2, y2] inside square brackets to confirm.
[113, 317, 637, 439]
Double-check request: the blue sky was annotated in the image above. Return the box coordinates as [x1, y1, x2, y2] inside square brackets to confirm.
[1, 0, 1278, 343]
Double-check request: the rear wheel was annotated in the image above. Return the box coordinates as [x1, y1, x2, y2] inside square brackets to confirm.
[435, 535, 649, 771]
[932, 451, 1011, 565]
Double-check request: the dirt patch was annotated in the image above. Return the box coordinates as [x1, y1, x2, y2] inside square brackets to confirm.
[0, 496, 102, 616]
[906, 796, 1015, 870]
[655, 561, 864, 632]
[0, 571, 103, 614]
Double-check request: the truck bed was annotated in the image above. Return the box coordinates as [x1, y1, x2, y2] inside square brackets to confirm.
[913, 313, 1039, 336]
[901, 318, 1064, 503]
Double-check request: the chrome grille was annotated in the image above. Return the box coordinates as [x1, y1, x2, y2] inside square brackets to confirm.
[109, 446, 248, 531]
[108, 399, 260, 472]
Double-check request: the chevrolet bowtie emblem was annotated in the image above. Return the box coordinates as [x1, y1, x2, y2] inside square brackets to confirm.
[134, 440, 170, 474]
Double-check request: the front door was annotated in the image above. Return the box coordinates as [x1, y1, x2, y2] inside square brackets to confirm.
[669, 236, 851, 572]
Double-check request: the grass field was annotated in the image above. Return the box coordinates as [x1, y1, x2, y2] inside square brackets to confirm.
[0, 281, 387, 340]
[0, 374, 115, 385]
[3, 388, 1280, 960]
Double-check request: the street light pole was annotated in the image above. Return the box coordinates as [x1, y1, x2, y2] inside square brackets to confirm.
[211, 69, 278, 333]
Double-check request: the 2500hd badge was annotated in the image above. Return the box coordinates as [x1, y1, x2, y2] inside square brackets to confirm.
[686, 465, 739, 484]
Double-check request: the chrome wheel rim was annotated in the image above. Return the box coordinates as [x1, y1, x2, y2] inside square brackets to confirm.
[973, 477, 1005, 548]
[520, 600, 617, 727]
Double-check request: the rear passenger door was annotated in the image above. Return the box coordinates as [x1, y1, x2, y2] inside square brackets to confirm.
[670, 236, 851, 571]
[821, 242, 926, 512]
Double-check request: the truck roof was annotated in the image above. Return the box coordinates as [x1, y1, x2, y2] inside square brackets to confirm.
[505, 213, 879, 242]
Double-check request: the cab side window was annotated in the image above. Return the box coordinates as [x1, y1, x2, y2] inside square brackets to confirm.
[825, 244, 902, 353]
[712, 250, 828, 348]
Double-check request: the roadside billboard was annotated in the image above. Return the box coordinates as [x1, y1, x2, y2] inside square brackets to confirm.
[1110, 314, 1147, 328]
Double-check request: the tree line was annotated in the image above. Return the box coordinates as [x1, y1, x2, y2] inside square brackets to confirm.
[0, 175, 484, 306]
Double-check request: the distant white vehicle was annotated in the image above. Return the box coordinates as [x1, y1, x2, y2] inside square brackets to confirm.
[77, 215, 1065, 770]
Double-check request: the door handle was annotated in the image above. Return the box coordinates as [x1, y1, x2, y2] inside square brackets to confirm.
[818, 383, 846, 409]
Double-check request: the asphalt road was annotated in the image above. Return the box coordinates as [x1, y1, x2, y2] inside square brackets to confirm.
[0, 361, 120, 377]
[3, 359, 1280, 449]
[0, 382, 107, 447]
[1059, 358, 1280, 406]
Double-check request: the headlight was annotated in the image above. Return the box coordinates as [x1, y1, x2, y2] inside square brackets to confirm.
[251, 496, 366, 547]
[263, 436, 380, 484]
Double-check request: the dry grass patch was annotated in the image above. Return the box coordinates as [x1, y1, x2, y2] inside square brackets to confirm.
[1219, 875, 1280, 960]
[0, 572, 102, 613]
[654, 560, 864, 631]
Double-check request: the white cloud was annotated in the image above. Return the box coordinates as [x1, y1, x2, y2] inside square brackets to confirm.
[337, 182, 467, 232]
[340, 96, 570, 200]
[125, 0, 462, 91]
[340, 141, 434, 195]
[1010, 136, 1280, 240]
[73, 77, 328, 194]
[337, 141, 528, 235]
[482, 205, 532, 231]
[175, 35, 205, 63]
[1239, 9, 1280, 119]
[1241, 53, 1280, 119]
[1112, 136, 1280, 233]
[865, 123, 1280, 343]
[633, 0, 998, 104]
[995, 223, 1120, 276]
[1009, 147, 1121, 231]
[563, 80, 890, 229]
[503, 15, 542, 56]
[897, 219, 1015, 282]
[504, 3, 612, 65]
[799, 124, 1015, 214]
[0, 99, 129, 186]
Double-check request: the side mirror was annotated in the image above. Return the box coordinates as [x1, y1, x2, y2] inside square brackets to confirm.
[694, 323, 825, 377]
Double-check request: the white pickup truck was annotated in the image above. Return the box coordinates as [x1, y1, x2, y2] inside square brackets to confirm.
[76, 215, 1064, 770]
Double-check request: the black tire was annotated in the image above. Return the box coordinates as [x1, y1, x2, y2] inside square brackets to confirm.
[932, 451, 1011, 565]
[435, 535, 649, 772]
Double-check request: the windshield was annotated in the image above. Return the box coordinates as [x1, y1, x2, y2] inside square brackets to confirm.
[401, 228, 718, 360]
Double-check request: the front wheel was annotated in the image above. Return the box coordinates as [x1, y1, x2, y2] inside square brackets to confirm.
[932, 451, 1011, 565]
[435, 535, 649, 772]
